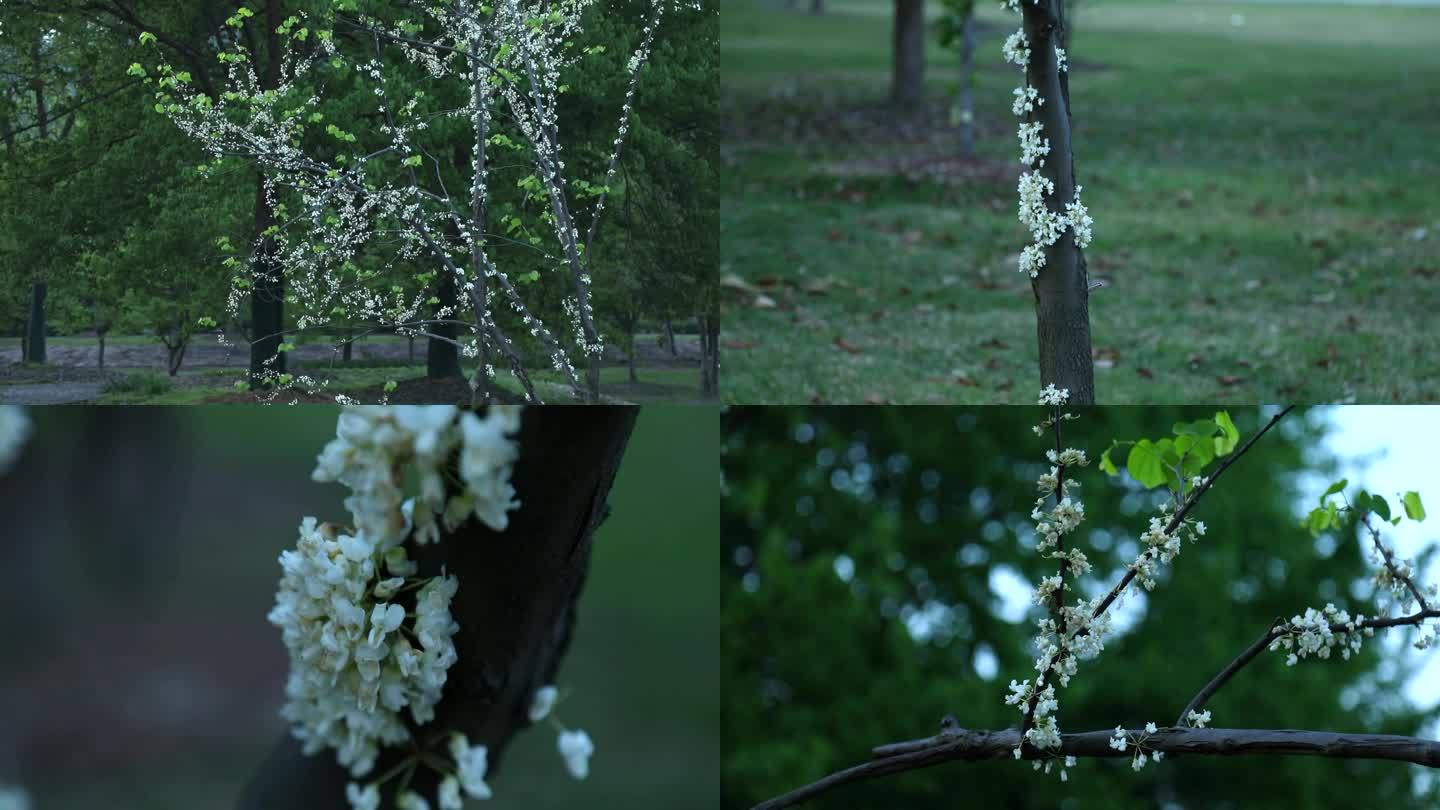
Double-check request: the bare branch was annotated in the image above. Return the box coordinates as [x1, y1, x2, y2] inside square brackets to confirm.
[755, 726, 1440, 810]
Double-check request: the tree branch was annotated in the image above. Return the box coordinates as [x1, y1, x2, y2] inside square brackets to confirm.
[1363, 513, 1432, 612]
[754, 725, 1440, 810]
[1086, 405, 1294, 623]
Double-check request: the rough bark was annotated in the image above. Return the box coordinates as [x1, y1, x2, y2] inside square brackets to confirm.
[1022, 0, 1094, 403]
[249, 0, 286, 385]
[891, 0, 926, 108]
[237, 406, 638, 809]
[24, 282, 47, 365]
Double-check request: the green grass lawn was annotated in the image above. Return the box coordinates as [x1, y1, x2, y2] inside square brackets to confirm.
[722, 0, 1440, 404]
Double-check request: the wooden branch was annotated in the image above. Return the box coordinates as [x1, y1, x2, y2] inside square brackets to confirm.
[236, 406, 638, 809]
[1085, 405, 1294, 623]
[1177, 608, 1440, 726]
[754, 726, 1440, 810]
[1363, 514, 1432, 612]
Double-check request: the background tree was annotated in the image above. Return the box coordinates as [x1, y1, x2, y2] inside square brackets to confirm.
[890, 0, 925, 108]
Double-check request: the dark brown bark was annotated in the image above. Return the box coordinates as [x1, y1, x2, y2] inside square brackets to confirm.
[1022, 0, 1094, 403]
[237, 406, 638, 809]
[891, 0, 926, 108]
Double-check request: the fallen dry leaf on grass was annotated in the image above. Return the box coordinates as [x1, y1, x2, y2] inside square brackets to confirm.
[834, 338, 863, 355]
[1217, 375, 1246, 386]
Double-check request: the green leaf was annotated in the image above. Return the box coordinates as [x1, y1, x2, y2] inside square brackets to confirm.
[139, 32, 157, 46]
[1099, 444, 1119, 476]
[1304, 506, 1332, 536]
[384, 380, 398, 393]
[1214, 411, 1240, 455]
[1320, 478, 1348, 505]
[1371, 495, 1392, 522]
[1403, 491, 1426, 521]
[1173, 419, 1220, 438]
[1127, 439, 1168, 489]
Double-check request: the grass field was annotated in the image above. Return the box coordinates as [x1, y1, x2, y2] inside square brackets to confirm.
[721, 0, 1440, 404]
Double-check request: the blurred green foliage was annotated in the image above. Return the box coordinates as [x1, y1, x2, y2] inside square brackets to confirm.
[722, 406, 1436, 809]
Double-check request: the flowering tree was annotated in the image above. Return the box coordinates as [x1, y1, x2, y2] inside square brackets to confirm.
[752, 395, 1440, 808]
[239, 404, 636, 809]
[1003, 0, 1096, 403]
[136, 0, 687, 403]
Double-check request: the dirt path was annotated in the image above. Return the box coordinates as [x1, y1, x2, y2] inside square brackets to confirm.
[0, 382, 106, 404]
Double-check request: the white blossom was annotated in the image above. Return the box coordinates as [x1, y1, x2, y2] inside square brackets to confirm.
[450, 733, 494, 799]
[1186, 709, 1212, 728]
[558, 729, 595, 780]
[530, 685, 560, 723]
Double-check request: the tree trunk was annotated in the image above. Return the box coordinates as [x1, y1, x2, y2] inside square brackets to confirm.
[237, 406, 638, 809]
[98, 332, 106, 370]
[1022, 0, 1095, 403]
[427, 270, 463, 379]
[958, 10, 976, 157]
[708, 318, 720, 397]
[891, 0, 926, 108]
[341, 332, 353, 364]
[587, 356, 602, 403]
[249, 0, 286, 386]
[166, 337, 188, 376]
[698, 316, 720, 398]
[663, 319, 677, 358]
[24, 282, 46, 365]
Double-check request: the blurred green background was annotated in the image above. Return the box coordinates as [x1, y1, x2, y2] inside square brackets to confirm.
[0, 406, 718, 809]
[722, 406, 1440, 809]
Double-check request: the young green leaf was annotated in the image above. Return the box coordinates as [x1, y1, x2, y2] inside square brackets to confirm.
[1402, 491, 1426, 521]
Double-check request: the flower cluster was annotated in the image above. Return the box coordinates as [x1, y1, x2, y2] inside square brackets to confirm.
[1000, 4, 1095, 277]
[1128, 504, 1207, 590]
[1269, 604, 1371, 666]
[268, 406, 533, 808]
[0, 405, 30, 473]
[1004, 391, 1101, 763]
[1109, 723, 1164, 771]
[1185, 709, 1212, 728]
